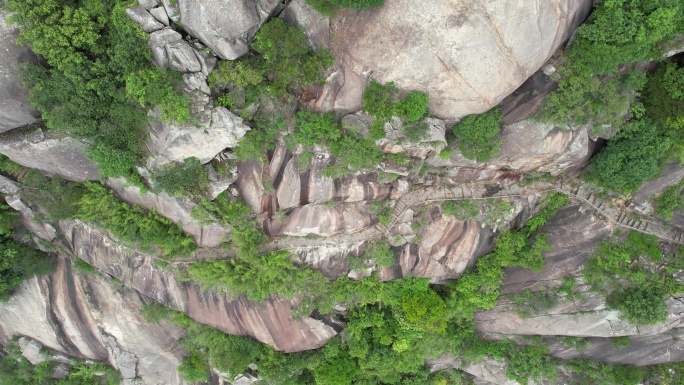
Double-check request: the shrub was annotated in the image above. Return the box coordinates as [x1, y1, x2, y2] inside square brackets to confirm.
[611, 336, 631, 349]
[151, 157, 209, 197]
[652, 180, 684, 220]
[642, 62, 684, 162]
[363, 241, 395, 267]
[292, 111, 341, 147]
[6, 0, 187, 176]
[442, 200, 479, 220]
[362, 81, 401, 123]
[251, 18, 333, 94]
[233, 116, 284, 162]
[402, 92, 429, 122]
[305, 0, 384, 15]
[125, 68, 190, 124]
[0, 203, 53, 301]
[608, 286, 669, 326]
[453, 108, 503, 162]
[509, 289, 559, 318]
[402, 120, 430, 143]
[589, 118, 670, 192]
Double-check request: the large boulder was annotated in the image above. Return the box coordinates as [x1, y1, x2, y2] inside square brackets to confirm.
[0, 128, 99, 182]
[0, 9, 40, 132]
[312, 0, 592, 119]
[176, 0, 280, 60]
[147, 106, 250, 167]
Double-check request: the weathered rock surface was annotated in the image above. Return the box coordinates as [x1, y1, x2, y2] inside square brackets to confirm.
[493, 121, 593, 175]
[237, 146, 393, 215]
[428, 119, 594, 177]
[631, 162, 684, 215]
[166, 40, 203, 72]
[147, 107, 250, 167]
[106, 177, 231, 248]
[275, 202, 373, 237]
[0, 9, 40, 133]
[280, 0, 331, 49]
[0, 128, 99, 182]
[126, 6, 165, 33]
[55, 220, 337, 353]
[5, 195, 57, 242]
[314, 0, 593, 119]
[148, 28, 183, 68]
[176, 0, 279, 60]
[547, 327, 684, 366]
[0, 257, 187, 385]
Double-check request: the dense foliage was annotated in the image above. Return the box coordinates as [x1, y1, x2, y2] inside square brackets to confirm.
[77, 182, 196, 257]
[6, 0, 190, 179]
[539, 0, 682, 130]
[305, 0, 384, 16]
[0, 203, 53, 301]
[588, 118, 671, 192]
[0, 340, 121, 385]
[453, 108, 503, 162]
[150, 157, 210, 198]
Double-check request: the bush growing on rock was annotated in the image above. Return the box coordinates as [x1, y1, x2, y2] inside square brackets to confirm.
[453, 108, 503, 162]
[305, 0, 384, 15]
[151, 157, 210, 198]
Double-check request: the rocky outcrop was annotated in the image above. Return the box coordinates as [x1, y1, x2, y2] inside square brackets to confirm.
[147, 106, 250, 167]
[0, 9, 40, 133]
[428, 119, 594, 177]
[0, 257, 187, 385]
[106, 178, 231, 248]
[237, 146, 394, 215]
[311, 0, 593, 119]
[176, 0, 280, 60]
[5, 195, 57, 243]
[341, 112, 448, 158]
[474, 203, 684, 360]
[0, 128, 99, 182]
[55, 220, 337, 353]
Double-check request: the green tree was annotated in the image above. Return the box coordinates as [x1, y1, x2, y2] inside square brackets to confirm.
[589, 118, 670, 192]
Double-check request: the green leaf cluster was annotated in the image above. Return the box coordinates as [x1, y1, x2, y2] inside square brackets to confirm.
[0, 203, 53, 301]
[362, 81, 430, 140]
[77, 182, 196, 257]
[305, 0, 384, 15]
[652, 179, 684, 220]
[453, 108, 503, 162]
[589, 118, 670, 192]
[150, 157, 210, 198]
[0, 340, 121, 385]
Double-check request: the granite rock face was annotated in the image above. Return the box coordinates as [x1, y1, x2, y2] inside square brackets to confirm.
[0, 129, 99, 182]
[0, 9, 40, 132]
[313, 0, 593, 119]
[147, 107, 250, 167]
[0, 257, 187, 385]
[176, 0, 279, 60]
[236, 145, 394, 216]
[56, 220, 337, 353]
